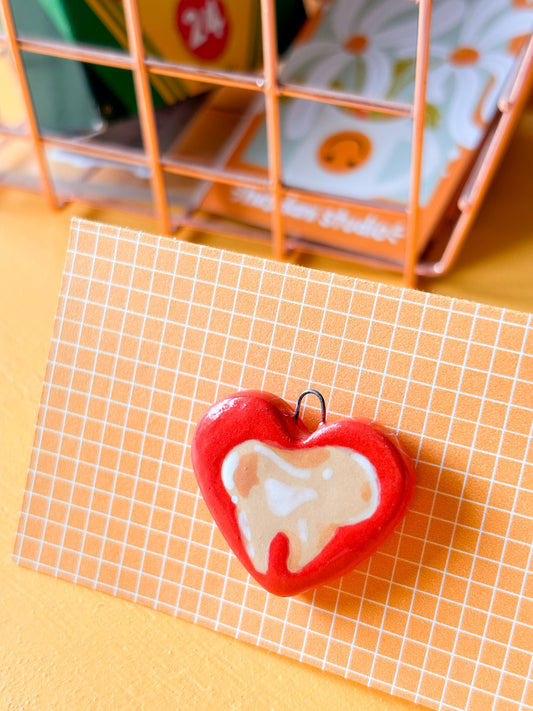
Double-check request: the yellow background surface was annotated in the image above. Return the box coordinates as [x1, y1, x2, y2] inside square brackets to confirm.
[1, 100, 532, 709]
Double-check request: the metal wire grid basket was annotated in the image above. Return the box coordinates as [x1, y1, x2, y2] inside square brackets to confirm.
[0, 0, 531, 286]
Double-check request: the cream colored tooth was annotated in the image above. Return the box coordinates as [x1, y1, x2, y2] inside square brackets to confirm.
[298, 518, 309, 543]
[222, 450, 239, 492]
[238, 510, 252, 542]
[264, 478, 318, 517]
[254, 442, 312, 480]
[222, 440, 379, 574]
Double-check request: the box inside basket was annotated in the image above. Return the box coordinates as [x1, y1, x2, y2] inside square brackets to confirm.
[174, 0, 532, 263]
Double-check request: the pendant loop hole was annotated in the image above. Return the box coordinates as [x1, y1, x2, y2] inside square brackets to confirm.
[294, 389, 327, 425]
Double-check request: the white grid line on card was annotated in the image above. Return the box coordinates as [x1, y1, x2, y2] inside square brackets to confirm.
[67, 229, 527, 325]
[24, 233, 81, 551]
[463, 318, 531, 711]
[519, 647, 533, 709]
[307, 269, 335, 389]
[12, 232, 77, 562]
[20, 539, 532, 708]
[175, 249, 225, 617]
[37, 366, 532, 441]
[414, 304, 481, 704]
[389, 289, 433, 689]
[464, 349, 529, 706]
[229, 254, 266, 638]
[52, 311, 531, 392]
[214, 257, 270, 633]
[196, 252, 247, 629]
[288, 271, 337, 658]
[85, 229, 145, 586]
[35, 222, 102, 570]
[17, 499, 533, 578]
[16, 220, 533, 711]
[444, 310, 509, 705]
[54, 223, 119, 581]
[372, 289, 403, 419]
[131, 240, 180, 604]
[340, 281, 384, 676]
[393, 299, 457, 702]
[278, 265, 312, 405]
[417, 300, 465, 467]
[351, 281, 383, 420]
[255, 264, 294, 649]
[14, 531, 530, 646]
[261, 262, 303, 396]
[367, 290, 405, 684]
[320, 279, 363, 666]
[29, 406, 532, 474]
[154, 244, 202, 611]
[66, 268, 526, 340]
[498, 419, 533, 709]
[58, 260, 530, 350]
[22, 427, 533, 535]
[64, 221, 517, 312]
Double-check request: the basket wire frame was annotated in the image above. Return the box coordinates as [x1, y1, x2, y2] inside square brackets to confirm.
[0, 0, 531, 287]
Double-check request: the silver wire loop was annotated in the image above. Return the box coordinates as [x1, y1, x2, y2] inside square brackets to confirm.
[294, 389, 327, 424]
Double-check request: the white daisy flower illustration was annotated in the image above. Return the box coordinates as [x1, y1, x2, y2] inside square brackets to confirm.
[281, 0, 465, 140]
[426, 0, 533, 148]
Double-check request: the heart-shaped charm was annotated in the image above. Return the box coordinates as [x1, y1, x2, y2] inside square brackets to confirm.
[191, 390, 415, 596]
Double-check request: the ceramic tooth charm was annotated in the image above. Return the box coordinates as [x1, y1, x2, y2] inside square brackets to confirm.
[191, 390, 415, 596]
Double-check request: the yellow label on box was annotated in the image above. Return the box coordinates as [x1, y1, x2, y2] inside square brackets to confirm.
[138, 0, 259, 69]
[84, 0, 261, 101]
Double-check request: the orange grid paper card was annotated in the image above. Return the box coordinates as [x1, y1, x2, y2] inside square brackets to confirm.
[14, 218, 533, 711]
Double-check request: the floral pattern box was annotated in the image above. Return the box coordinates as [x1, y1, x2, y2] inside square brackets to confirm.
[199, 0, 532, 263]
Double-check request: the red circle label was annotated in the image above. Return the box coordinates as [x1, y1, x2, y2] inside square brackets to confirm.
[176, 0, 230, 61]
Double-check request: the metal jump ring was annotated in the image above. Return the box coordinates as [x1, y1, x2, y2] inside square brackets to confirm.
[294, 389, 327, 424]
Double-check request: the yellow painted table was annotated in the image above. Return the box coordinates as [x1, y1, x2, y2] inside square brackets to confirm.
[1, 101, 532, 709]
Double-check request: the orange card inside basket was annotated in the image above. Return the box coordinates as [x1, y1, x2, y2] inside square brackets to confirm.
[14, 218, 533, 711]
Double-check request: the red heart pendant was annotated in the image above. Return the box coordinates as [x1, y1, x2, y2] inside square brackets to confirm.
[191, 390, 415, 596]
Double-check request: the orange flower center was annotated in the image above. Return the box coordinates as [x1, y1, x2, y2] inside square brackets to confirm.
[450, 46, 480, 65]
[508, 34, 528, 56]
[344, 34, 368, 54]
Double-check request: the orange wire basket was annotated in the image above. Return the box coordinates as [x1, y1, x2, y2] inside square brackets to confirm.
[0, 0, 531, 287]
